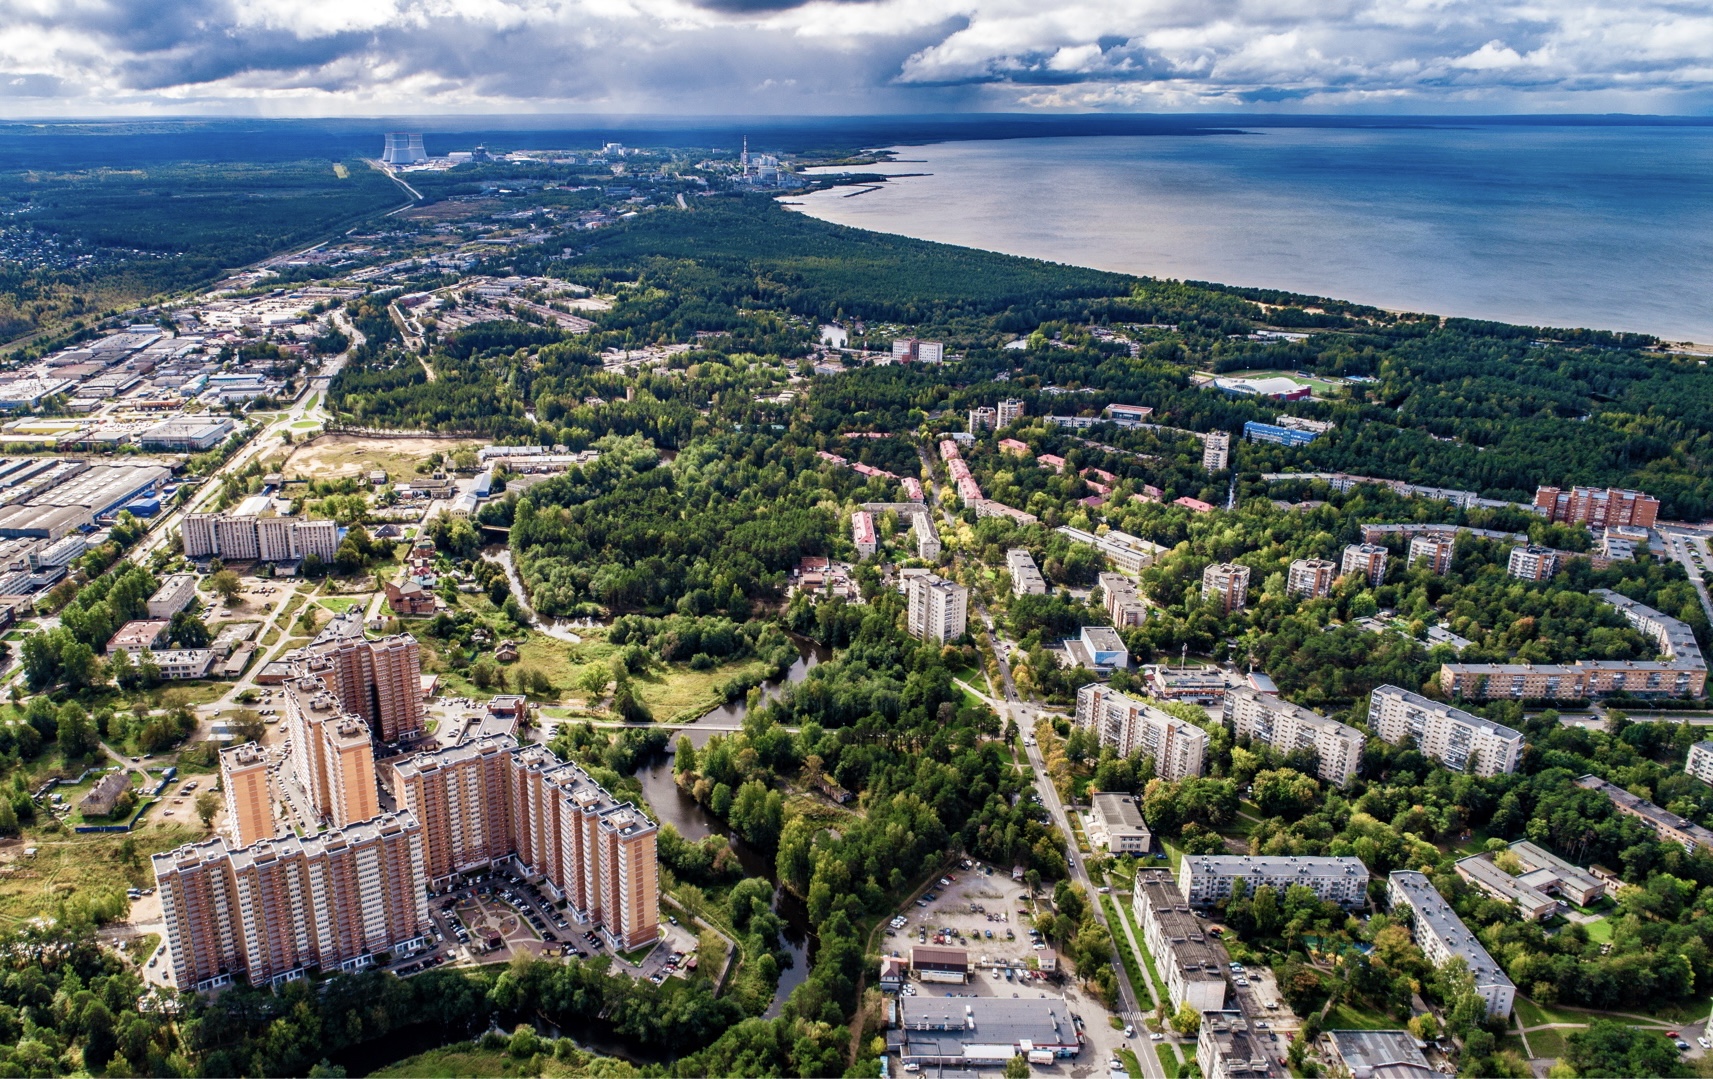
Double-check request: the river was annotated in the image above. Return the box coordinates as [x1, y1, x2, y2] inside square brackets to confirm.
[635, 636, 829, 1017]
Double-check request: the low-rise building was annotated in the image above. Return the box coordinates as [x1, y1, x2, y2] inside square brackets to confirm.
[1576, 774, 1713, 853]
[851, 511, 877, 559]
[1387, 870, 1515, 1018]
[1178, 854, 1368, 909]
[1007, 548, 1046, 595]
[890, 997, 1080, 1070]
[146, 573, 200, 620]
[1224, 688, 1363, 787]
[1286, 558, 1336, 599]
[1452, 853, 1558, 921]
[107, 619, 171, 655]
[1368, 685, 1522, 775]
[1133, 870, 1227, 1013]
[80, 771, 132, 817]
[1243, 420, 1319, 446]
[1324, 1030, 1434, 1079]
[1088, 793, 1151, 854]
[1508, 840, 1604, 904]
[1098, 571, 1148, 627]
[1067, 625, 1128, 672]
[1147, 665, 1227, 703]
[910, 945, 969, 984]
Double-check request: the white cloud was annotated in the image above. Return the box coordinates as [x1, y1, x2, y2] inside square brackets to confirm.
[0, 0, 1707, 114]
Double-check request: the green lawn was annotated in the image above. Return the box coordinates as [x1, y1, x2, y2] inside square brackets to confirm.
[1527, 1029, 1575, 1061]
[1514, 996, 1589, 1029]
[1118, 1047, 1143, 1079]
[1323, 1002, 1402, 1031]
[370, 1046, 618, 1078]
[1116, 894, 1169, 1005]
[1102, 895, 1151, 1009]
[1583, 917, 1613, 944]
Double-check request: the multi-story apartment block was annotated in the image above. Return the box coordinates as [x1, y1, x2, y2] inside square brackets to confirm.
[1075, 684, 1206, 780]
[1097, 571, 1148, 627]
[1286, 558, 1336, 599]
[1408, 531, 1458, 575]
[153, 811, 430, 991]
[1198, 1011, 1275, 1079]
[1442, 659, 1707, 701]
[219, 742, 274, 847]
[1007, 548, 1047, 596]
[967, 406, 996, 432]
[1688, 740, 1713, 785]
[1224, 688, 1363, 787]
[1133, 870, 1228, 1013]
[306, 634, 425, 742]
[394, 735, 660, 948]
[1507, 545, 1558, 581]
[1177, 854, 1369, 909]
[1056, 526, 1165, 574]
[181, 512, 339, 565]
[1341, 543, 1388, 586]
[1201, 563, 1250, 613]
[1576, 774, 1713, 853]
[1368, 685, 1522, 775]
[1387, 870, 1514, 1019]
[906, 573, 968, 643]
[284, 676, 347, 824]
[1533, 485, 1660, 528]
[1202, 431, 1231, 473]
[996, 398, 1024, 426]
[851, 511, 877, 559]
[1593, 588, 1708, 674]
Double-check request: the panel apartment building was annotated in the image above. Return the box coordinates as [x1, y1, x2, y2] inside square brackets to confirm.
[1076, 684, 1207, 780]
[1224, 688, 1363, 787]
[391, 734, 660, 948]
[906, 573, 968, 643]
[219, 741, 274, 847]
[1133, 869, 1229, 1013]
[182, 511, 339, 565]
[153, 811, 431, 991]
[1007, 548, 1047, 596]
[1177, 854, 1369, 909]
[1576, 774, 1713, 854]
[1387, 870, 1514, 1019]
[1368, 685, 1522, 775]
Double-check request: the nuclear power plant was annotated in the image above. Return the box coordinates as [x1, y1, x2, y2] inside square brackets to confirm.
[381, 132, 428, 165]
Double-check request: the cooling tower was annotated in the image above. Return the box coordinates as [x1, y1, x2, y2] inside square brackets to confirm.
[381, 132, 428, 165]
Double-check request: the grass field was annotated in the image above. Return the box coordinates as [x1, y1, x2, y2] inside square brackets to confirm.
[0, 819, 205, 930]
[1514, 997, 1590, 1029]
[1322, 1002, 1402, 1031]
[1526, 1029, 1574, 1061]
[1583, 917, 1613, 943]
[284, 433, 482, 481]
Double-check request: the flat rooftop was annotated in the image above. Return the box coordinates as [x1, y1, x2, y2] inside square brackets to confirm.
[1389, 870, 1514, 989]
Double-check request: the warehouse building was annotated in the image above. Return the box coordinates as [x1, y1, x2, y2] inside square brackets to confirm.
[890, 997, 1081, 1069]
[909, 945, 970, 984]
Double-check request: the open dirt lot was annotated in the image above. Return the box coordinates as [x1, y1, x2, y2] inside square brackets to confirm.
[284, 434, 482, 481]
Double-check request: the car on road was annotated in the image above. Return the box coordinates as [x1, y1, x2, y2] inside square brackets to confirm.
[1149, 1033, 1163, 1042]
[1124, 1025, 1135, 1038]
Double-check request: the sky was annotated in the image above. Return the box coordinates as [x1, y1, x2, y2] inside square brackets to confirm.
[1, 0, 1710, 117]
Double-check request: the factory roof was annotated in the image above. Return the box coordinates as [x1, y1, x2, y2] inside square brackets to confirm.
[1326, 1030, 1433, 1079]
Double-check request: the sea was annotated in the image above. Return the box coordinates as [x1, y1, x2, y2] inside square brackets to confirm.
[787, 125, 1713, 343]
[2, 115, 1708, 340]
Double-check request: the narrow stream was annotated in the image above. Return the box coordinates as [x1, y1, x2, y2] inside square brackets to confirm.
[635, 636, 829, 1017]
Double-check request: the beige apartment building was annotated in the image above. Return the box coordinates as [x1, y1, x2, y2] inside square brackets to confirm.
[1223, 688, 1363, 786]
[906, 573, 968, 643]
[1076, 684, 1206, 780]
[153, 811, 431, 991]
[306, 634, 425, 741]
[1368, 684, 1522, 775]
[285, 675, 381, 826]
[1286, 558, 1336, 599]
[395, 735, 661, 949]
[219, 742, 274, 848]
[1201, 562, 1250, 613]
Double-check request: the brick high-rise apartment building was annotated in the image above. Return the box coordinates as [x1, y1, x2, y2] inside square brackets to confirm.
[1533, 485, 1660, 528]
[284, 675, 379, 827]
[1286, 558, 1336, 599]
[152, 811, 430, 991]
[1341, 543, 1389, 587]
[394, 735, 661, 949]
[219, 742, 274, 847]
[1408, 532, 1457, 575]
[306, 634, 424, 741]
[1200, 562, 1250, 613]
